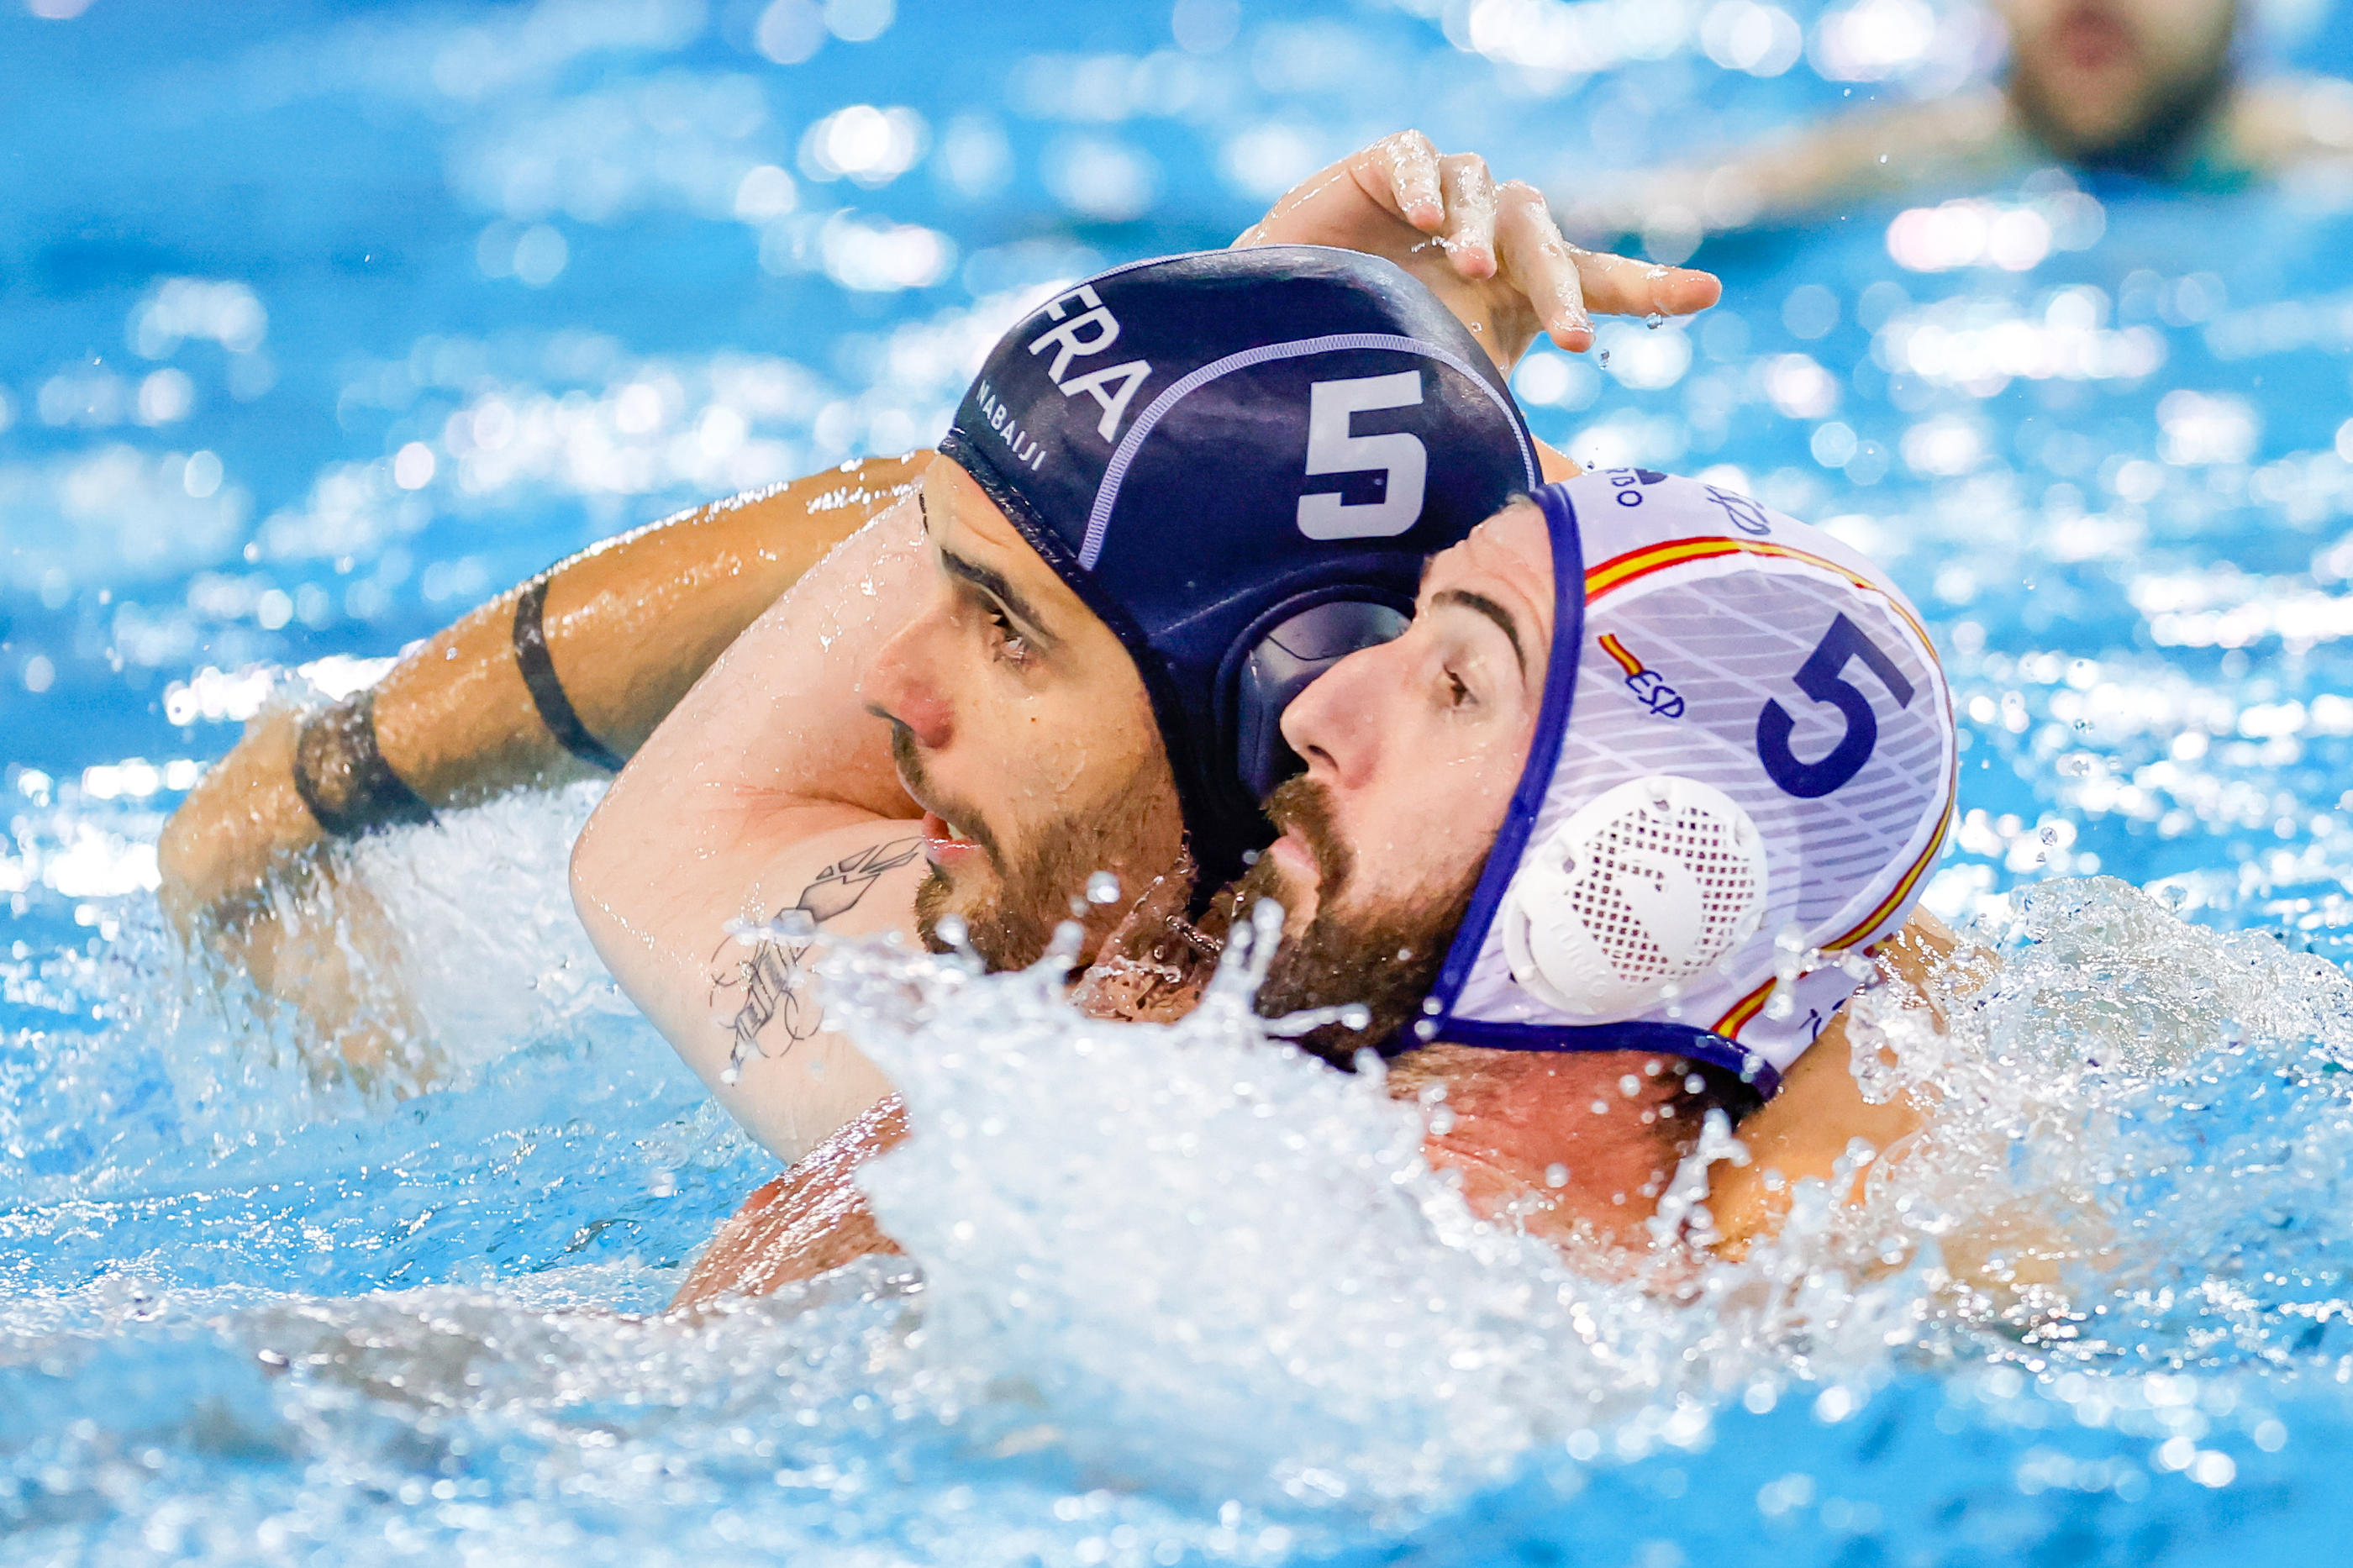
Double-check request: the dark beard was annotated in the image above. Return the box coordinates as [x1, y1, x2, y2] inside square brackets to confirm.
[901, 728, 1166, 972]
[1225, 776, 1483, 1068]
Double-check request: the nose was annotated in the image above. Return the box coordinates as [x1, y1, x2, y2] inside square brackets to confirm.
[863, 602, 954, 750]
[1277, 639, 1389, 789]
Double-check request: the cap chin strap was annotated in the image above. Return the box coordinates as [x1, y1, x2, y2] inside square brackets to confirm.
[1497, 776, 1769, 1020]
[1418, 481, 1589, 1039]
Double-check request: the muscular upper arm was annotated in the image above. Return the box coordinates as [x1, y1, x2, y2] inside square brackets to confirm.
[531, 453, 929, 757]
[675, 818, 931, 1158]
[572, 488, 939, 1160]
[158, 453, 928, 931]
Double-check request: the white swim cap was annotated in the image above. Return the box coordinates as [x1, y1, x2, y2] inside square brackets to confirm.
[1418, 471, 1956, 1096]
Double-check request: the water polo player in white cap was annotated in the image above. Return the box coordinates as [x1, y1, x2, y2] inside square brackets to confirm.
[1235, 468, 1957, 1252]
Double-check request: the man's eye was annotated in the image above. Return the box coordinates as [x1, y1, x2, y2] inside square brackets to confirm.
[987, 606, 1030, 661]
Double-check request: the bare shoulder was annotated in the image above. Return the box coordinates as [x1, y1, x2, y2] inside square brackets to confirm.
[1702, 913, 1958, 1252]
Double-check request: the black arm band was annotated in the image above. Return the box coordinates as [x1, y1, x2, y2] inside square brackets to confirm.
[292, 690, 438, 839]
[513, 576, 627, 772]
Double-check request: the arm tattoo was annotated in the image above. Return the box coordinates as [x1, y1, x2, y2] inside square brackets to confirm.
[708, 837, 923, 1077]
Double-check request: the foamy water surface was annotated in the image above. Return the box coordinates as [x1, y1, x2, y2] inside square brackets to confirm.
[11, 0, 2353, 1561]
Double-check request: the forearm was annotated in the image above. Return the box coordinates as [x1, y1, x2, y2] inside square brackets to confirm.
[158, 453, 925, 931]
[386, 452, 928, 792]
[1558, 96, 2011, 240]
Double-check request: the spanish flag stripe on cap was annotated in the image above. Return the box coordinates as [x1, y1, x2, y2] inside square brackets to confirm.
[1596, 632, 1644, 677]
[1587, 537, 1937, 660]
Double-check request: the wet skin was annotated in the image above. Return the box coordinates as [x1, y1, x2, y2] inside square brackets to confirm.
[576, 134, 1721, 1175]
[866, 460, 1183, 971]
[571, 456, 1185, 1165]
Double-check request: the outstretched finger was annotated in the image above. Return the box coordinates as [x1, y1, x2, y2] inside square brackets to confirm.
[1352, 129, 1445, 234]
[1434, 153, 1499, 280]
[1569, 245, 1724, 322]
[1494, 180, 1594, 354]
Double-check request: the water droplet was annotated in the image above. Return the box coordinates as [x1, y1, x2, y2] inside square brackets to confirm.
[1645, 312, 1666, 329]
[1086, 871, 1121, 905]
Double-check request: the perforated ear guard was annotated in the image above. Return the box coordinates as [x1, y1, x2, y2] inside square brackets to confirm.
[1233, 599, 1410, 804]
[1496, 776, 1768, 1019]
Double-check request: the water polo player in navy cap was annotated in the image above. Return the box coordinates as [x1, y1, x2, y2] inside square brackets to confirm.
[934, 244, 1540, 895]
[572, 139, 1721, 1177]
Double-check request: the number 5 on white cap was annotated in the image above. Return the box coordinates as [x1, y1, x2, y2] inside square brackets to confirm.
[1297, 371, 1429, 539]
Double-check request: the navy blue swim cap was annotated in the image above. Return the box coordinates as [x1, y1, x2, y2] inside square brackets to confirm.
[936, 245, 1540, 888]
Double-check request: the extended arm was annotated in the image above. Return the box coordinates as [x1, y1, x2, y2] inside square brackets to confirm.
[155, 453, 925, 1084]
[1554, 95, 2016, 248]
[159, 452, 925, 931]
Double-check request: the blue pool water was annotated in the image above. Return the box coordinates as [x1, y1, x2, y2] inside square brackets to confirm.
[11, 0, 2353, 1561]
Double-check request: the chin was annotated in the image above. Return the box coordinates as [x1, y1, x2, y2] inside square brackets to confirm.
[915, 861, 1062, 972]
[913, 864, 982, 952]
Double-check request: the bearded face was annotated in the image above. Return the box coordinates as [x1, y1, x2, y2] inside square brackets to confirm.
[1226, 776, 1483, 1066]
[903, 725, 1176, 971]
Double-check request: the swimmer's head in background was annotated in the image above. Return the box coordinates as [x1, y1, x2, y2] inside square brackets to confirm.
[1419, 472, 1956, 1097]
[937, 245, 1538, 889]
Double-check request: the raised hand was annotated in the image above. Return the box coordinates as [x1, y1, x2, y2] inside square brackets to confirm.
[1235, 130, 1722, 371]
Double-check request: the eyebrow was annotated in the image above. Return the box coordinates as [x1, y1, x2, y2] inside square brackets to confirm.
[940, 545, 1056, 650]
[1431, 588, 1526, 675]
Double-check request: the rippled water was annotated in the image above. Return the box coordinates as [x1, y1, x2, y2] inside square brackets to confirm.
[12, 0, 2353, 1561]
